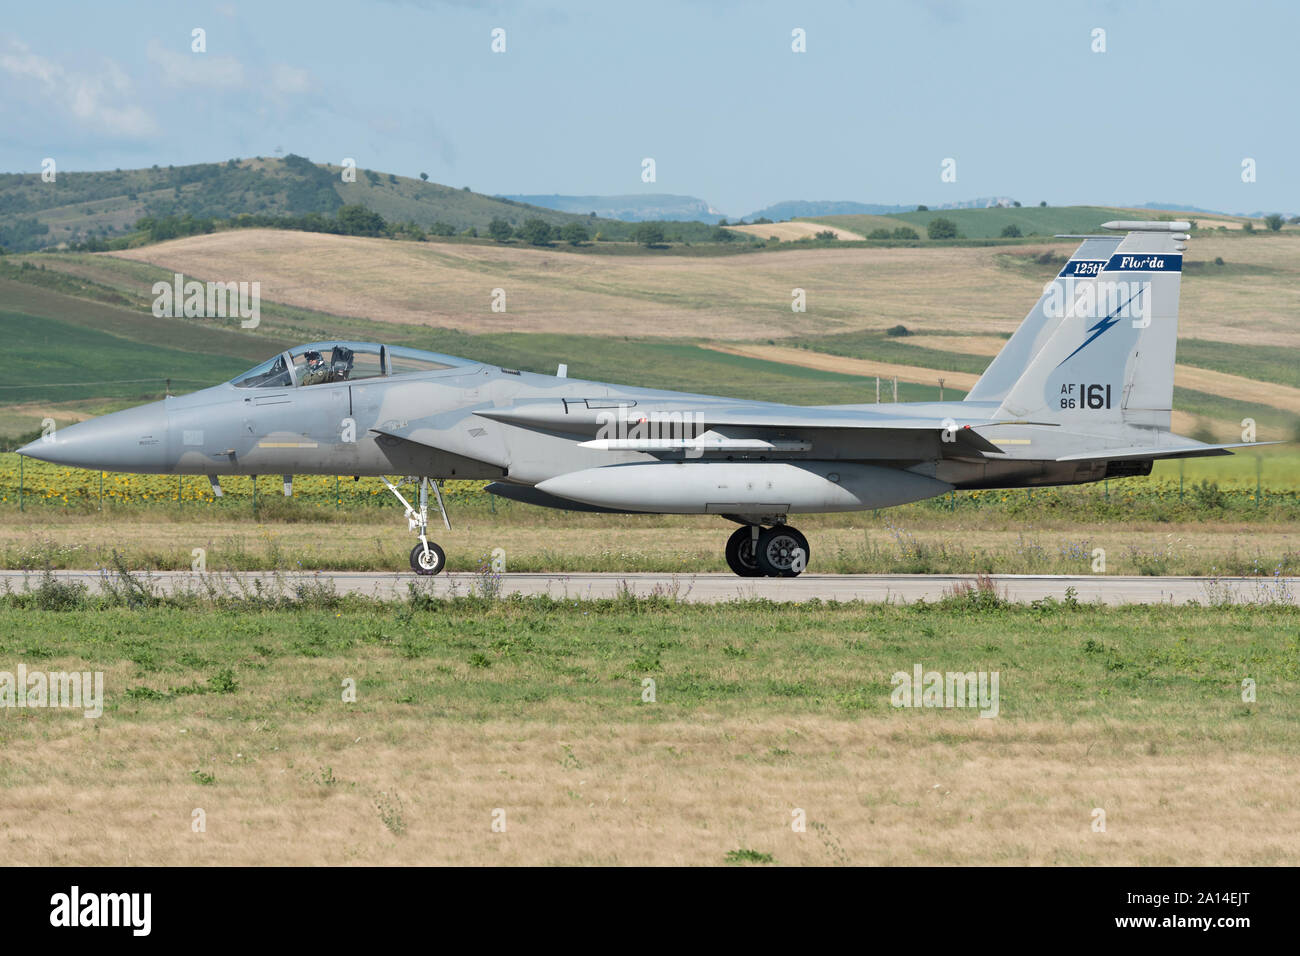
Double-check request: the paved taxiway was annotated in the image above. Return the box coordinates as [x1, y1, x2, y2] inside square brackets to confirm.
[4, 571, 1294, 605]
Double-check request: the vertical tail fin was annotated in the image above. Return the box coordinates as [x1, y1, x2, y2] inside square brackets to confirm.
[994, 221, 1188, 432]
[965, 236, 1122, 402]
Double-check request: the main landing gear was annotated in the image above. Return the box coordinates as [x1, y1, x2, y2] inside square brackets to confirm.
[381, 476, 450, 575]
[724, 522, 810, 577]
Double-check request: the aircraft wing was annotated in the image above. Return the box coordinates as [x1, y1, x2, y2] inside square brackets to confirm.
[473, 403, 1022, 457]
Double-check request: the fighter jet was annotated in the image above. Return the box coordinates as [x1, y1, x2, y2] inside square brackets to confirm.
[20, 221, 1268, 577]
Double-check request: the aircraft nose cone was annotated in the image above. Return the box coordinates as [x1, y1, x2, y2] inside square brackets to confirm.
[17, 401, 172, 472]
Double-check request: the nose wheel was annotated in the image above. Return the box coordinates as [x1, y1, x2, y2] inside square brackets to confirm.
[410, 541, 446, 575]
[725, 524, 810, 577]
[382, 475, 451, 576]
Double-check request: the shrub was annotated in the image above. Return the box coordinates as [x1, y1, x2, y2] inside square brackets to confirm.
[517, 218, 555, 245]
[560, 222, 590, 245]
[926, 217, 958, 240]
[633, 223, 666, 246]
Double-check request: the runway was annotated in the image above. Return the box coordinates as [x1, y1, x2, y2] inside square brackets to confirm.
[5, 570, 1294, 605]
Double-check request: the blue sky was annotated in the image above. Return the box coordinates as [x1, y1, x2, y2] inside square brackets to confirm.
[1, 0, 1295, 217]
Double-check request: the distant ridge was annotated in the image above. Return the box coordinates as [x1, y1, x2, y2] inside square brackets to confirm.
[500, 193, 725, 223]
[1135, 201, 1230, 215]
[744, 200, 915, 221]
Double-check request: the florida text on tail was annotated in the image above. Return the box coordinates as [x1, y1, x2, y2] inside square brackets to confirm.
[22, 221, 1273, 577]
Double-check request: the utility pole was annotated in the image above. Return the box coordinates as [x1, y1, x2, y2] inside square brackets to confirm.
[938, 377, 945, 401]
[892, 377, 898, 402]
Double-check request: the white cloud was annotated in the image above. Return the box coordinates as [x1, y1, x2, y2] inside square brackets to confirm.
[146, 38, 245, 89]
[270, 63, 312, 95]
[0, 40, 157, 138]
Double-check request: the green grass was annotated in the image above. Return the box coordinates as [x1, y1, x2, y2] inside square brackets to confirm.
[1177, 338, 1300, 390]
[1172, 387, 1298, 440]
[807, 206, 1123, 239]
[0, 270, 954, 410]
[0, 307, 256, 404]
[789, 329, 992, 376]
[0, 588, 1295, 726]
[0, 272, 294, 359]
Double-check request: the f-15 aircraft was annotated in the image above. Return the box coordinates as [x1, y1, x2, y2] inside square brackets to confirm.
[22, 221, 1267, 577]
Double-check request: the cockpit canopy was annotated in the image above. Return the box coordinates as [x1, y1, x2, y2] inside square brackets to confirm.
[231, 342, 474, 389]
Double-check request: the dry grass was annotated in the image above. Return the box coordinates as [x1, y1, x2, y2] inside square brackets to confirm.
[702, 342, 981, 389]
[1, 509, 1295, 576]
[9, 711, 1296, 865]
[724, 221, 866, 241]
[106, 231, 1300, 353]
[1171, 365, 1300, 416]
[895, 334, 1008, 355]
[0, 401, 94, 436]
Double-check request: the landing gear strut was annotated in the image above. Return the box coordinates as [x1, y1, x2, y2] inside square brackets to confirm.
[724, 522, 810, 577]
[381, 476, 450, 575]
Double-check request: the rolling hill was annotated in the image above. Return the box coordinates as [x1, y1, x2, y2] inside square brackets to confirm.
[0, 156, 632, 253]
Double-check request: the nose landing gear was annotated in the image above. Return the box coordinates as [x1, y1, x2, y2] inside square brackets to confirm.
[724, 522, 810, 577]
[381, 476, 451, 575]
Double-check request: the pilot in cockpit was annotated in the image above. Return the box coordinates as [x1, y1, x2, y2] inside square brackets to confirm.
[300, 349, 330, 386]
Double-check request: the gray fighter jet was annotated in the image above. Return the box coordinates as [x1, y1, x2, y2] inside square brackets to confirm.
[21, 221, 1268, 576]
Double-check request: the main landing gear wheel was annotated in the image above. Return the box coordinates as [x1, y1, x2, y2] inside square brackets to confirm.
[755, 526, 810, 577]
[410, 541, 446, 575]
[725, 526, 764, 577]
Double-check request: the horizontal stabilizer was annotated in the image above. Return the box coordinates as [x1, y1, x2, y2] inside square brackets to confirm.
[1055, 441, 1283, 463]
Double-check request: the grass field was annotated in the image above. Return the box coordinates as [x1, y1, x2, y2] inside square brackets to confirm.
[3, 226, 1297, 408]
[1, 587, 1295, 865]
[52, 228, 1291, 353]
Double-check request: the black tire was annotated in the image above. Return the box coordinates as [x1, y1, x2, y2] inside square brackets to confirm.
[755, 526, 810, 577]
[409, 541, 446, 575]
[725, 526, 765, 577]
